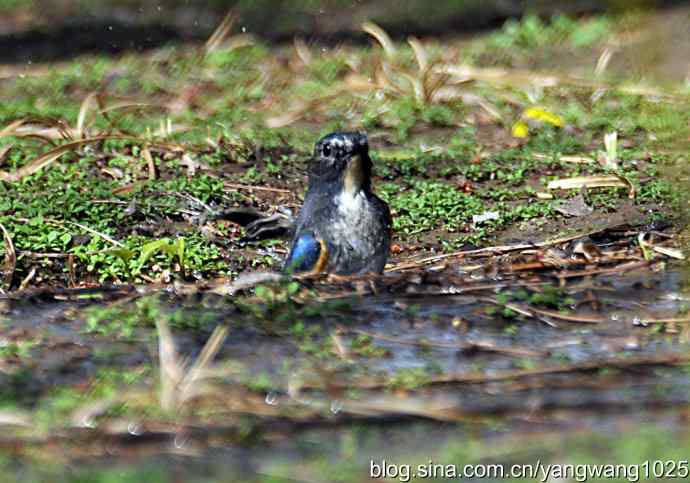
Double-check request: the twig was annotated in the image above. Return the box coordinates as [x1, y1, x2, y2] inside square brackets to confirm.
[641, 317, 690, 324]
[556, 260, 651, 279]
[529, 307, 604, 324]
[19, 267, 37, 291]
[478, 296, 557, 328]
[18, 251, 70, 258]
[65, 221, 124, 248]
[224, 182, 292, 194]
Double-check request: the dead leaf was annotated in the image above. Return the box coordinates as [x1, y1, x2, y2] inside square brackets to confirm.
[651, 245, 685, 260]
[554, 192, 593, 217]
[570, 237, 602, 262]
[547, 175, 628, 191]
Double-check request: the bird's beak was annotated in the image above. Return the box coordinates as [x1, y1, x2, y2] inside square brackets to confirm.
[353, 131, 368, 148]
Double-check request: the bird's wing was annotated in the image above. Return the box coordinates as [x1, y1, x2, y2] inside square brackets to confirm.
[284, 231, 328, 274]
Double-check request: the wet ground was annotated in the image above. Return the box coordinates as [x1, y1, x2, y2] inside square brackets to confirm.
[3, 239, 690, 481]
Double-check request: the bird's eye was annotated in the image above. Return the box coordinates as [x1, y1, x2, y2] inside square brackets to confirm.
[322, 144, 332, 157]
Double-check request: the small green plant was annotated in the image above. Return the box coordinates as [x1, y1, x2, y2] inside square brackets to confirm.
[0, 338, 38, 359]
[386, 367, 431, 390]
[350, 334, 390, 359]
[83, 296, 217, 339]
[380, 180, 484, 234]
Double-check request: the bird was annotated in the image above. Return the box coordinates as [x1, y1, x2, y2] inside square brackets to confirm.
[283, 131, 392, 275]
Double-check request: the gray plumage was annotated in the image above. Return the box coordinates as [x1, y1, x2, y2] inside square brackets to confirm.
[285, 131, 392, 275]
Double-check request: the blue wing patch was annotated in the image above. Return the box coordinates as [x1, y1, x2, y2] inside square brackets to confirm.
[284, 232, 328, 274]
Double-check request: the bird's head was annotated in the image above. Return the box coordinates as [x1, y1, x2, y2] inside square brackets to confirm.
[309, 131, 372, 194]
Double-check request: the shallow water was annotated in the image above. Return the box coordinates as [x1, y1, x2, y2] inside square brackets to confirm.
[3, 263, 690, 481]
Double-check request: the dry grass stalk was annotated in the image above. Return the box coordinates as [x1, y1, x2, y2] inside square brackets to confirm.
[0, 135, 124, 182]
[0, 119, 27, 137]
[533, 153, 596, 164]
[293, 37, 312, 66]
[204, 12, 253, 56]
[0, 223, 16, 287]
[362, 21, 397, 59]
[18, 266, 36, 291]
[0, 409, 32, 427]
[142, 145, 157, 181]
[76, 92, 98, 139]
[0, 143, 13, 163]
[205, 12, 235, 55]
[156, 317, 229, 412]
[65, 220, 125, 248]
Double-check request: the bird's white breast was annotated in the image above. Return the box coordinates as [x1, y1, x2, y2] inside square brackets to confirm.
[336, 189, 366, 216]
[333, 190, 371, 253]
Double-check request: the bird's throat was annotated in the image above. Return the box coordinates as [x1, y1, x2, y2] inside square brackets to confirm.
[343, 154, 365, 196]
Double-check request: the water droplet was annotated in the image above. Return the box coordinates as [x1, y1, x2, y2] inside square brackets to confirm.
[330, 400, 343, 414]
[81, 416, 96, 428]
[128, 422, 142, 435]
[624, 340, 640, 350]
[173, 433, 188, 449]
[265, 391, 278, 405]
